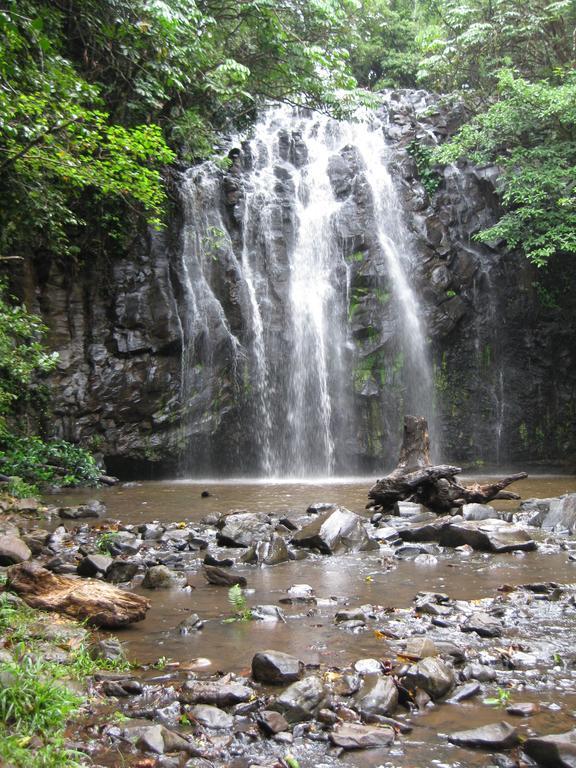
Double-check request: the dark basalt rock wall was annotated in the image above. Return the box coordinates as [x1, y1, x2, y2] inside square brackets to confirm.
[17, 92, 576, 476]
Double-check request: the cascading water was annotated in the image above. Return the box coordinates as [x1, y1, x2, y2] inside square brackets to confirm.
[177, 105, 436, 477]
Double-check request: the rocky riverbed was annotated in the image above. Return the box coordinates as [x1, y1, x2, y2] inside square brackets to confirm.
[1, 477, 576, 767]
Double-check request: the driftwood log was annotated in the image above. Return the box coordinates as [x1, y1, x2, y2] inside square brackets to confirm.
[368, 416, 527, 514]
[6, 561, 150, 628]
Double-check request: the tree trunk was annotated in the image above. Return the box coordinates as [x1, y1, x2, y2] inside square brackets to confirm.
[6, 561, 150, 628]
[368, 416, 527, 514]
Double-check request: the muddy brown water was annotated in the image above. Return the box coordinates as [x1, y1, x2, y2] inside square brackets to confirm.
[51, 476, 576, 766]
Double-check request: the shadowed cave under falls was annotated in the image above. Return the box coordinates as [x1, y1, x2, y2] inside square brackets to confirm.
[178, 105, 436, 478]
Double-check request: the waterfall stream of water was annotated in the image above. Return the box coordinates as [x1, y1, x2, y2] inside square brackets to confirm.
[179, 106, 435, 477]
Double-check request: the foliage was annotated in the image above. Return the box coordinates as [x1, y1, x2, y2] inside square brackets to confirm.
[0, 432, 100, 488]
[407, 139, 441, 197]
[483, 686, 511, 707]
[0, 594, 130, 766]
[95, 531, 120, 554]
[418, 0, 576, 100]
[347, 0, 421, 88]
[223, 584, 253, 623]
[434, 69, 576, 266]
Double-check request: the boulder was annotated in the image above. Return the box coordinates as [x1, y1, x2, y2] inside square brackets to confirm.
[217, 512, 272, 548]
[202, 564, 247, 587]
[177, 613, 204, 634]
[257, 710, 290, 735]
[462, 503, 499, 521]
[180, 680, 252, 707]
[6, 561, 150, 627]
[448, 721, 520, 750]
[330, 722, 395, 750]
[291, 507, 378, 554]
[402, 657, 456, 700]
[58, 500, 106, 519]
[272, 676, 327, 722]
[461, 612, 502, 638]
[77, 554, 113, 577]
[0, 535, 31, 565]
[189, 704, 233, 729]
[252, 650, 302, 685]
[396, 515, 453, 542]
[105, 559, 139, 583]
[541, 495, 576, 534]
[142, 565, 187, 589]
[439, 519, 537, 553]
[523, 728, 576, 767]
[355, 675, 398, 717]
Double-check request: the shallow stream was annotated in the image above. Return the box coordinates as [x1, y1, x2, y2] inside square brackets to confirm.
[52, 475, 576, 766]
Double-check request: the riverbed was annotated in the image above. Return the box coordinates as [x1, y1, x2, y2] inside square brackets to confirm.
[47, 475, 576, 767]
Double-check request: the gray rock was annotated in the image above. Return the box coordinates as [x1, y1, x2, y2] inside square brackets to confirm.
[252, 650, 302, 685]
[439, 519, 537, 552]
[77, 554, 112, 577]
[402, 657, 456, 700]
[448, 721, 520, 750]
[272, 676, 327, 722]
[257, 710, 290, 735]
[542, 495, 576, 534]
[306, 502, 336, 515]
[251, 604, 286, 622]
[142, 565, 187, 589]
[461, 611, 503, 638]
[330, 722, 395, 750]
[462, 503, 499, 521]
[108, 531, 142, 556]
[262, 535, 291, 566]
[403, 637, 438, 660]
[446, 682, 481, 703]
[189, 704, 233, 729]
[202, 564, 247, 587]
[506, 702, 539, 717]
[177, 613, 204, 634]
[354, 658, 382, 675]
[124, 723, 166, 753]
[90, 638, 126, 664]
[291, 507, 378, 554]
[355, 675, 399, 717]
[335, 609, 367, 624]
[462, 664, 497, 682]
[58, 500, 106, 519]
[523, 728, 576, 766]
[0, 535, 31, 565]
[180, 680, 252, 707]
[21, 529, 50, 555]
[105, 559, 139, 583]
[217, 512, 272, 548]
[397, 515, 453, 542]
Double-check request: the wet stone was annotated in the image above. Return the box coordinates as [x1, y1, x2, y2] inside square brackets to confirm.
[180, 680, 252, 707]
[462, 663, 497, 682]
[446, 682, 481, 703]
[177, 613, 204, 634]
[402, 657, 456, 700]
[272, 676, 327, 723]
[506, 702, 539, 717]
[461, 612, 503, 638]
[252, 650, 302, 685]
[257, 710, 290, 735]
[217, 512, 272, 548]
[330, 722, 395, 750]
[291, 506, 378, 555]
[105, 559, 139, 583]
[77, 553, 112, 577]
[402, 637, 438, 660]
[355, 675, 399, 717]
[251, 605, 286, 622]
[523, 727, 576, 767]
[0, 535, 31, 565]
[439, 519, 537, 553]
[448, 721, 521, 750]
[190, 704, 233, 729]
[354, 658, 382, 675]
[335, 609, 367, 623]
[202, 564, 247, 587]
[142, 565, 187, 589]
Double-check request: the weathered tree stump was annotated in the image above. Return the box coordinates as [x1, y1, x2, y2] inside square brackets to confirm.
[6, 561, 150, 628]
[368, 416, 527, 514]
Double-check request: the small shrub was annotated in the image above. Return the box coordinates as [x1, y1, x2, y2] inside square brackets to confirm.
[224, 584, 253, 623]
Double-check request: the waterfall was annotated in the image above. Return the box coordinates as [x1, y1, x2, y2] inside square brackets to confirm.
[178, 105, 435, 477]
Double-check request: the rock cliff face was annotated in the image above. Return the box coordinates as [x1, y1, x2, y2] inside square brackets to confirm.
[21, 92, 576, 477]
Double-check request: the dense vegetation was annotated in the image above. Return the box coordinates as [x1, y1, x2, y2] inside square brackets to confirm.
[0, 0, 574, 490]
